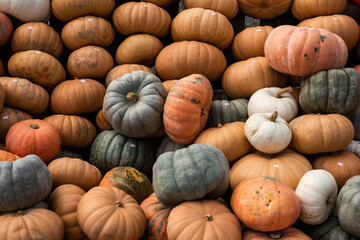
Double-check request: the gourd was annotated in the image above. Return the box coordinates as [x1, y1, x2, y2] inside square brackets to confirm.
[0, 0, 51, 22]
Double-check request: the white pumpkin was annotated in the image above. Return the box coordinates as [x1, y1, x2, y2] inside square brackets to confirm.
[295, 169, 338, 225]
[248, 87, 298, 122]
[0, 0, 50, 22]
[244, 111, 292, 154]
[345, 140, 360, 159]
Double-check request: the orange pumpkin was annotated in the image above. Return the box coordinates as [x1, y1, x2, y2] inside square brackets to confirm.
[182, 0, 238, 20]
[243, 227, 311, 240]
[0, 83, 4, 112]
[0, 150, 20, 161]
[0, 12, 13, 47]
[163, 74, 213, 144]
[237, 0, 292, 20]
[96, 109, 112, 131]
[146, 0, 179, 8]
[231, 176, 301, 232]
[291, 0, 347, 21]
[162, 79, 178, 96]
[105, 64, 153, 87]
[0, 107, 33, 142]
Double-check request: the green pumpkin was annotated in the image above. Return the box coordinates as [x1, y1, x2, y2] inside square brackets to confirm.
[337, 175, 360, 238]
[103, 70, 167, 138]
[0, 155, 52, 212]
[89, 130, 155, 177]
[56, 148, 85, 160]
[299, 68, 360, 117]
[206, 99, 248, 128]
[152, 144, 230, 208]
[156, 135, 188, 159]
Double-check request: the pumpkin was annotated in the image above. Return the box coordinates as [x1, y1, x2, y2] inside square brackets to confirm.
[140, 193, 170, 240]
[167, 199, 242, 240]
[345, 140, 360, 158]
[243, 227, 311, 240]
[163, 74, 213, 144]
[299, 68, 360, 117]
[337, 175, 360, 237]
[295, 169, 338, 225]
[6, 119, 61, 164]
[0, 0, 50, 22]
[0, 107, 33, 142]
[8, 50, 66, 88]
[245, 112, 292, 154]
[230, 148, 312, 191]
[230, 176, 301, 232]
[0, 12, 12, 47]
[99, 166, 153, 203]
[48, 184, 86, 240]
[264, 25, 348, 77]
[56, 148, 86, 161]
[350, 107, 360, 141]
[291, 0, 347, 21]
[0, 83, 4, 112]
[89, 130, 155, 177]
[195, 122, 251, 162]
[51, 0, 115, 22]
[48, 157, 102, 191]
[67, 45, 114, 80]
[50, 78, 106, 115]
[0, 59, 4, 76]
[182, 0, 238, 19]
[61, 15, 115, 51]
[0, 208, 64, 240]
[11, 22, 63, 58]
[112, 2, 171, 37]
[0, 77, 49, 115]
[96, 108, 112, 131]
[232, 26, 274, 61]
[0, 155, 52, 212]
[146, 0, 179, 8]
[289, 114, 354, 154]
[221, 57, 288, 99]
[0, 150, 20, 161]
[238, 0, 292, 20]
[171, 8, 234, 49]
[156, 135, 188, 159]
[152, 144, 230, 207]
[105, 64, 153, 87]
[162, 80, 178, 96]
[103, 71, 166, 138]
[298, 15, 359, 51]
[77, 186, 146, 240]
[312, 150, 360, 190]
[115, 34, 164, 67]
[43, 114, 97, 149]
[155, 41, 227, 82]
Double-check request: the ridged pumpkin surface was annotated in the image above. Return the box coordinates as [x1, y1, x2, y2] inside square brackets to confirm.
[156, 135, 188, 159]
[0, 107, 32, 142]
[243, 227, 311, 240]
[105, 64, 153, 87]
[183, 0, 238, 19]
[237, 0, 292, 20]
[291, 0, 347, 21]
[96, 109, 112, 131]
[0, 150, 20, 161]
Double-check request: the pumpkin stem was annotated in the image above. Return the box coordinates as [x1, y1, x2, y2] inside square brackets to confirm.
[217, 124, 223, 128]
[16, 210, 26, 217]
[114, 201, 124, 208]
[326, 198, 332, 205]
[275, 87, 293, 98]
[204, 214, 213, 221]
[268, 112, 278, 122]
[30, 124, 39, 129]
[127, 92, 139, 103]
[268, 231, 282, 239]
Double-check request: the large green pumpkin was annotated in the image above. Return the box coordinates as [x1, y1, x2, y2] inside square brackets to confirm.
[89, 130, 155, 177]
[103, 71, 167, 138]
[299, 68, 360, 117]
[206, 99, 248, 128]
[152, 144, 230, 207]
[0, 155, 52, 212]
[337, 175, 360, 238]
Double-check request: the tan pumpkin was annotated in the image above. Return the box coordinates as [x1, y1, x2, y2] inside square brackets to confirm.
[115, 34, 163, 67]
[11, 22, 63, 58]
[96, 109, 112, 131]
[112, 2, 171, 37]
[105, 64, 153, 87]
[291, 0, 347, 21]
[0, 107, 33, 142]
[0, 77, 49, 115]
[182, 0, 238, 20]
[8, 50, 66, 88]
[43, 114, 97, 149]
[237, 0, 293, 20]
[50, 78, 106, 115]
[67, 45, 114, 80]
[221, 57, 288, 99]
[48, 184, 87, 240]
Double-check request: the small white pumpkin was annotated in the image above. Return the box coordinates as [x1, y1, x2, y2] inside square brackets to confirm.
[248, 87, 298, 122]
[295, 169, 338, 225]
[345, 140, 360, 159]
[0, 0, 51, 22]
[244, 111, 292, 154]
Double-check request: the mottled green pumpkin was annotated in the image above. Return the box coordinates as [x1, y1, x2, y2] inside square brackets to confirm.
[99, 166, 153, 203]
[152, 144, 230, 208]
[206, 99, 248, 128]
[103, 71, 167, 138]
[156, 135, 188, 159]
[300, 68, 360, 117]
[89, 130, 155, 177]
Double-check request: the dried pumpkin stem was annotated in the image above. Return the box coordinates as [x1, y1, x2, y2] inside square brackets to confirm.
[204, 214, 213, 221]
[115, 201, 124, 208]
[30, 124, 40, 129]
[268, 231, 282, 239]
[16, 210, 26, 217]
[268, 112, 278, 122]
[275, 87, 293, 98]
[127, 92, 139, 103]
[217, 124, 223, 128]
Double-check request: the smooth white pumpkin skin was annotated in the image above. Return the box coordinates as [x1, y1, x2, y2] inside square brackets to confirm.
[345, 140, 360, 159]
[0, 0, 51, 22]
[295, 169, 338, 225]
[244, 112, 292, 154]
[248, 87, 298, 122]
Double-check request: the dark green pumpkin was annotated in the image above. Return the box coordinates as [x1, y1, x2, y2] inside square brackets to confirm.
[103, 70, 167, 138]
[156, 135, 188, 159]
[56, 148, 85, 160]
[206, 99, 248, 128]
[152, 144, 230, 208]
[299, 68, 360, 117]
[89, 130, 155, 177]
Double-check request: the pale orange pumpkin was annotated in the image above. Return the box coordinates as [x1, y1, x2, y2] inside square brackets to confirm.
[291, 0, 347, 21]
[182, 0, 238, 20]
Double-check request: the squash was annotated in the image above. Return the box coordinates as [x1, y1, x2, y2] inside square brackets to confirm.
[105, 64, 153, 87]
[0, 0, 50, 22]
[156, 135, 188, 159]
[0, 83, 4, 113]
[0, 150, 20, 161]
[243, 227, 311, 240]
[345, 140, 360, 158]
[182, 0, 238, 20]
[96, 108, 112, 131]
[264, 25, 348, 77]
[152, 144, 230, 207]
[291, 0, 347, 21]
[0, 107, 33, 142]
[0, 155, 52, 212]
[103, 71, 167, 138]
[146, 0, 179, 8]
[295, 169, 338, 225]
[162, 80, 178, 96]
[0, 12, 12, 47]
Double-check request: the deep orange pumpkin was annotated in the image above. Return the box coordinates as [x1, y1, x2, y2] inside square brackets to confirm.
[96, 109, 112, 131]
[243, 227, 311, 240]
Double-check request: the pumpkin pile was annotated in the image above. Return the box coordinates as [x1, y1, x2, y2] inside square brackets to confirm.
[0, 0, 360, 239]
